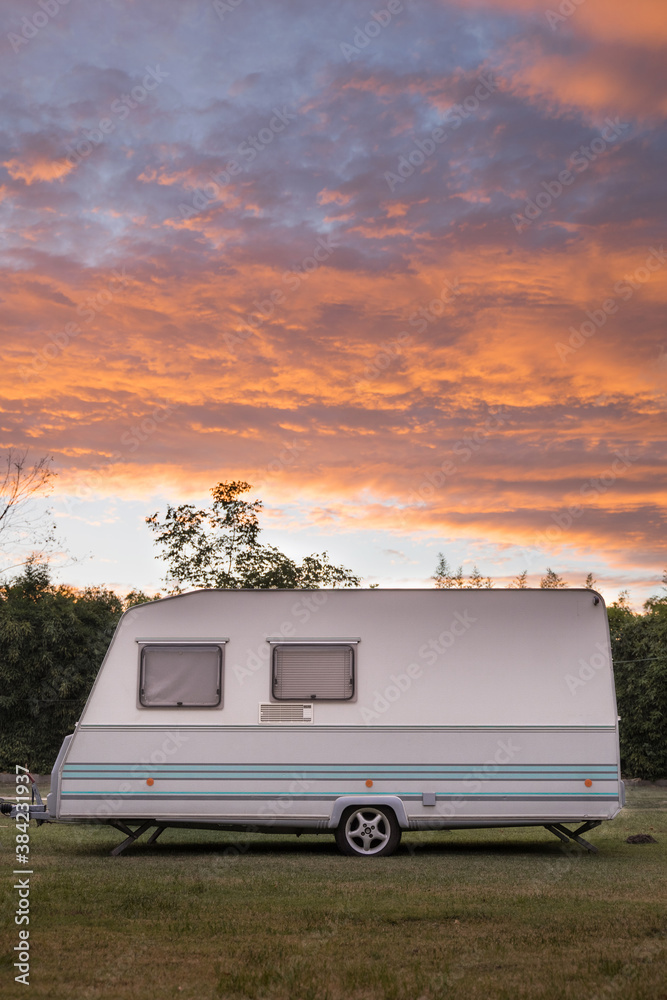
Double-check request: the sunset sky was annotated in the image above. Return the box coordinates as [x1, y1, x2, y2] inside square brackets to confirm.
[2, 0, 666, 604]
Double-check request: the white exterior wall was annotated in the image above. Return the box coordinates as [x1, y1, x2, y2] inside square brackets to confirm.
[80, 588, 616, 728]
[53, 589, 623, 829]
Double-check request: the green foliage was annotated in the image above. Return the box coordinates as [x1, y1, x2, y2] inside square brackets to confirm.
[147, 480, 360, 592]
[467, 565, 493, 588]
[609, 578, 667, 780]
[432, 554, 459, 588]
[0, 560, 125, 772]
[2, 556, 664, 778]
[540, 567, 568, 588]
[432, 554, 491, 588]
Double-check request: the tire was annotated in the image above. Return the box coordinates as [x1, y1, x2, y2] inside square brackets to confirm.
[335, 805, 402, 857]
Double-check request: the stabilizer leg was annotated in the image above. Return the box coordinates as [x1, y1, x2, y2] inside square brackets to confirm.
[110, 820, 154, 856]
[544, 821, 601, 854]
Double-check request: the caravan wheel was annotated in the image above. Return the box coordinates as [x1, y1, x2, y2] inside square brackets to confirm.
[335, 805, 401, 857]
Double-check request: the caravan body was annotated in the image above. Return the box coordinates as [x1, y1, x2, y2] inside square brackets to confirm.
[46, 588, 624, 855]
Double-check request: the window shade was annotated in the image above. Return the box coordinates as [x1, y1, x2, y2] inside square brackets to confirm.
[273, 644, 354, 700]
[140, 645, 222, 707]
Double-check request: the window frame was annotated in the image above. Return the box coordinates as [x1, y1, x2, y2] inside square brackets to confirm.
[270, 640, 357, 702]
[137, 640, 226, 709]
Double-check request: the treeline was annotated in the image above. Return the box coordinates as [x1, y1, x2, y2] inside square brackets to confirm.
[0, 562, 665, 778]
[0, 562, 146, 774]
[608, 589, 667, 780]
[433, 554, 596, 590]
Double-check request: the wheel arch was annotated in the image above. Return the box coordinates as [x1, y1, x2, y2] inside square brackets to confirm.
[327, 795, 409, 830]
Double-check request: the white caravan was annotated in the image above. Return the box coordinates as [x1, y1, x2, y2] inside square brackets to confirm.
[33, 588, 625, 855]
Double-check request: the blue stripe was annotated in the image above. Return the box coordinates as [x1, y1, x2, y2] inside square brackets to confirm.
[61, 790, 620, 798]
[64, 763, 616, 770]
[63, 766, 618, 776]
[63, 772, 618, 781]
[63, 763, 618, 787]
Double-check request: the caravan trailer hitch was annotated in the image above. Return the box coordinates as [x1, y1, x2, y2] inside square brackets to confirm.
[1, 779, 51, 826]
[544, 821, 602, 853]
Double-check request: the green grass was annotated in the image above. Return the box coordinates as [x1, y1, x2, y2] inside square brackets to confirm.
[1, 785, 666, 999]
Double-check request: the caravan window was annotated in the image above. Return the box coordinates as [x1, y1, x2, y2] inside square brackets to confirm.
[272, 644, 355, 701]
[140, 645, 222, 707]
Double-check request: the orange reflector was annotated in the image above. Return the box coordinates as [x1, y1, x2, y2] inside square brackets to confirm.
[365, 779, 373, 787]
[146, 778, 154, 786]
[584, 779, 592, 787]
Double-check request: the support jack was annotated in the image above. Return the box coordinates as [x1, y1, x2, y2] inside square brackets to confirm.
[544, 820, 601, 854]
[109, 821, 157, 856]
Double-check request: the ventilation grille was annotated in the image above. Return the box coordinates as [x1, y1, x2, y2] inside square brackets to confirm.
[259, 703, 313, 724]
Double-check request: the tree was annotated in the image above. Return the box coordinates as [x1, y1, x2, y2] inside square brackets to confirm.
[0, 450, 57, 576]
[584, 572, 597, 590]
[643, 569, 667, 612]
[468, 566, 493, 588]
[607, 572, 667, 780]
[432, 553, 464, 588]
[540, 568, 568, 589]
[146, 481, 360, 592]
[509, 570, 528, 588]
[433, 555, 492, 588]
[614, 589, 632, 610]
[0, 560, 125, 771]
[123, 588, 161, 608]
[433, 553, 452, 588]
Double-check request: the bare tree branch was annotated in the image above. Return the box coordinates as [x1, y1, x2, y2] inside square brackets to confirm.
[0, 450, 57, 575]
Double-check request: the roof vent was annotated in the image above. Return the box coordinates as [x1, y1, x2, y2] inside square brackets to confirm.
[258, 703, 313, 724]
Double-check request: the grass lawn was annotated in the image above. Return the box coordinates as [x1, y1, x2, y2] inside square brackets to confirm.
[1, 783, 666, 999]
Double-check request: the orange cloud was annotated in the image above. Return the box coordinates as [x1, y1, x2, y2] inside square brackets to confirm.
[458, 0, 667, 47]
[3, 157, 74, 185]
